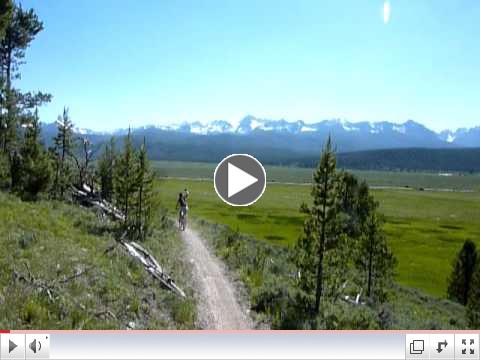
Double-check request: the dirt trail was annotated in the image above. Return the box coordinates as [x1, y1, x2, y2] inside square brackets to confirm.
[181, 227, 252, 329]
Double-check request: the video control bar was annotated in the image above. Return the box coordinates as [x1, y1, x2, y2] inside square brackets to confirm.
[0, 332, 478, 360]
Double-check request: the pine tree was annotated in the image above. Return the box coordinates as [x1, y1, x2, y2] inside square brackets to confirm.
[0, 0, 13, 40]
[0, 5, 45, 151]
[52, 107, 74, 198]
[356, 207, 395, 301]
[0, 4, 50, 188]
[293, 210, 317, 311]
[97, 137, 116, 202]
[294, 136, 341, 314]
[0, 1, 12, 141]
[133, 138, 155, 241]
[467, 264, 480, 328]
[17, 109, 52, 200]
[448, 240, 477, 305]
[114, 128, 138, 235]
[0, 149, 7, 188]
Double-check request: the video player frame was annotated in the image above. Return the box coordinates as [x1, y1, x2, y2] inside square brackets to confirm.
[0, 0, 479, 343]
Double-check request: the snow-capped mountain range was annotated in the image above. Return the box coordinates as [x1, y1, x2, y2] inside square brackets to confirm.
[146, 115, 479, 147]
[42, 115, 480, 152]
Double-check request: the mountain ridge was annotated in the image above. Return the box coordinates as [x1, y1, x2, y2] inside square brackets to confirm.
[43, 115, 480, 155]
[46, 115, 480, 146]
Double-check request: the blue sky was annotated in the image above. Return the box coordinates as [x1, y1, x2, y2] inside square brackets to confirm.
[18, 1, 480, 131]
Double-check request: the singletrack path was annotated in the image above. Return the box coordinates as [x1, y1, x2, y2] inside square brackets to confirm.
[181, 227, 252, 329]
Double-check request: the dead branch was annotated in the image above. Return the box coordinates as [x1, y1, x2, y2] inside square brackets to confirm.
[58, 266, 93, 284]
[72, 187, 186, 299]
[95, 310, 117, 320]
[103, 243, 118, 255]
[13, 265, 57, 303]
[122, 241, 186, 298]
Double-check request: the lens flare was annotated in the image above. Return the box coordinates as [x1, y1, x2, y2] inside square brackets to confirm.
[383, 1, 391, 24]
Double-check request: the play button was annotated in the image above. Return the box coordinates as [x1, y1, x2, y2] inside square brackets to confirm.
[1, 334, 25, 359]
[214, 154, 266, 206]
[9, 340, 17, 353]
[227, 163, 258, 198]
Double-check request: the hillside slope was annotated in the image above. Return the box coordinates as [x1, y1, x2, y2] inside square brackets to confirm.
[0, 193, 196, 329]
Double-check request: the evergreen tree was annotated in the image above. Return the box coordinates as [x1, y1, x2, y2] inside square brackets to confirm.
[97, 137, 116, 202]
[0, 0, 13, 40]
[448, 240, 477, 305]
[356, 207, 395, 301]
[0, 148, 6, 187]
[293, 210, 319, 312]
[52, 107, 74, 198]
[114, 128, 138, 235]
[294, 136, 341, 314]
[133, 138, 155, 241]
[336, 173, 396, 301]
[336, 172, 365, 238]
[467, 264, 480, 328]
[0, 3, 50, 188]
[17, 109, 52, 200]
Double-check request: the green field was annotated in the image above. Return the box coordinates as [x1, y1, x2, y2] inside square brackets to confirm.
[152, 160, 480, 191]
[157, 177, 480, 298]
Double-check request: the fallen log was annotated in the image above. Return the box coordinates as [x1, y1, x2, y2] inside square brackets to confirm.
[122, 241, 186, 298]
[72, 186, 125, 222]
[72, 184, 186, 298]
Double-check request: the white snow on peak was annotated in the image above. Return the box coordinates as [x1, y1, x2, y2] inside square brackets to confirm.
[75, 127, 91, 135]
[250, 119, 263, 131]
[301, 126, 316, 132]
[69, 118, 470, 140]
[342, 122, 359, 132]
[157, 124, 178, 131]
[446, 134, 456, 143]
[208, 124, 224, 133]
[393, 125, 406, 134]
[190, 123, 206, 135]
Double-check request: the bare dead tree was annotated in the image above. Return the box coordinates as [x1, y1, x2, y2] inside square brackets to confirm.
[72, 137, 95, 194]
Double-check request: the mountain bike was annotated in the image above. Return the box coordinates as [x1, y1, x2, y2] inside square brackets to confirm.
[179, 208, 187, 231]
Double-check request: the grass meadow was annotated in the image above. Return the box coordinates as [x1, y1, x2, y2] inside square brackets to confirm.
[157, 176, 480, 299]
[152, 160, 480, 191]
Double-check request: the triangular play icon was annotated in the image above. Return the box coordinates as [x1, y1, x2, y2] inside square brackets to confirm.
[9, 340, 17, 353]
[228, 162, 258, 198]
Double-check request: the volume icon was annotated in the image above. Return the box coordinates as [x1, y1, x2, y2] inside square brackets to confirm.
[29, 338, 41, 354]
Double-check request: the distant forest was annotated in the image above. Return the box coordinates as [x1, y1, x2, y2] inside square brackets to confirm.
[326, 148, 480, 173]
[136, 141, 480, 173]
[40, 129, 480, 173]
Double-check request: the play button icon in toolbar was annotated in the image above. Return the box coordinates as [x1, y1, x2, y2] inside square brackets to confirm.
[214, 154, 266, 206]
[1, 334, 25, 359]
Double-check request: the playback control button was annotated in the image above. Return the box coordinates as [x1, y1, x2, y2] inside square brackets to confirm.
[1, 334, 25, 359]
[406, 334, 480, 360]
[214, 154, 267, 206]
[26, 334, 50, 359]
[456, 334, 479, 360]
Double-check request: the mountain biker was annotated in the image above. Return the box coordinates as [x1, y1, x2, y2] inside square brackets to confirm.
[182, 188, 189, 201]
[176, 192, 188, 229]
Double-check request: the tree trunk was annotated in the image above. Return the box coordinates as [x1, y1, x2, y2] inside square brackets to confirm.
[60, 131, 66, 197]
[124, 154, 130, 225]
[314, 170, 329, 314]
[138, 181, 143, 240]
[367, 223, 374, 298]
[464, 264, 470, 305]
